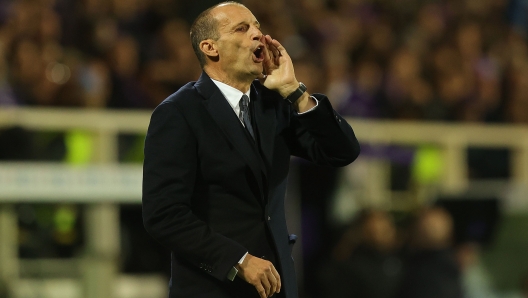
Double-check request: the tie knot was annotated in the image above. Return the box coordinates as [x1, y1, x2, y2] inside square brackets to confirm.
[240, 94, 249, 111]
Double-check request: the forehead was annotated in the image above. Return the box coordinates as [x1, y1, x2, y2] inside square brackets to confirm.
[211, 4, 257, 30]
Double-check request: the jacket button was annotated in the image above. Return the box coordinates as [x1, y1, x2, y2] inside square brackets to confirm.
[268, 216, 271, 221]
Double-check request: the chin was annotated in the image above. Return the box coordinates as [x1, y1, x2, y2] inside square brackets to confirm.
[250, 65, 263, 77]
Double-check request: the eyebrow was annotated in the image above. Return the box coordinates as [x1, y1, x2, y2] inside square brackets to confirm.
[231, 20, 261, 29]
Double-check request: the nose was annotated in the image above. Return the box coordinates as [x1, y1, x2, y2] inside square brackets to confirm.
[251, 27, 262, 41]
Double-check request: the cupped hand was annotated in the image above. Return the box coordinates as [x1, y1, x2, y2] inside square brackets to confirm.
[258, 35, 299, 98]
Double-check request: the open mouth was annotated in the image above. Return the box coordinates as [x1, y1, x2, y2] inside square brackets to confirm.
[252, 46, 264, 63]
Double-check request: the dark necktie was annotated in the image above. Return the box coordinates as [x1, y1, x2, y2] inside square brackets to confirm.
[239, 94, 255, 140]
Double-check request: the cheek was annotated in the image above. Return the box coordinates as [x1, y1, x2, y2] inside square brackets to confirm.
[220, 46, 242, 62]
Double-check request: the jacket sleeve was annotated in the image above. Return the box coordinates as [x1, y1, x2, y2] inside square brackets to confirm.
[142, 101, 247, 281]
[287, 94, 360, 166]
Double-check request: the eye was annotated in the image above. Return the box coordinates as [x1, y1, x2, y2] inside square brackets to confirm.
[235, 25, 248, 32]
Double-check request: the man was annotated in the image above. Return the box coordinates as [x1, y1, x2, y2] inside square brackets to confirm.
[142, 2, 360, 298]
[321, 210, 402, 298]
[396, 208, 463, 298]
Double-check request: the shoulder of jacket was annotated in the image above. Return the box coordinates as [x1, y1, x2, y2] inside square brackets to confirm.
[159, 82, 200, 107]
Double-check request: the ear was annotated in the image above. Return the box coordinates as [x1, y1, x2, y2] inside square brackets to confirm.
[199, 39, 219, 58]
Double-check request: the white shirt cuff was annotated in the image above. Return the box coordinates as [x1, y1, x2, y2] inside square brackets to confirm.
[238, 252, 248, 264]
[297, 96, 319, 114]
[227, 252, 248, 281]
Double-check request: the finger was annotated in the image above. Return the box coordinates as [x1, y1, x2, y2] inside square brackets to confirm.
[266, 43, 279, 65]
[270, 38, 290, 59]
[269, 41, 280, 58]
[266, 35, 280, 63]
[265, 269, 278, 295]
[261, 274, 272, 297]
[258, 73, 267, 81]
[265, 34, 273, 46]
[271, 266, 281, 293]
[256, 284, 267, 298]
[266, 39, 282, 66]
[261, 42, 275, 75]
[264, 35, 274, 61]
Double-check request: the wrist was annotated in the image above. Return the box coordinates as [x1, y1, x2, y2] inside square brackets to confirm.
[284, 82, 307, 105]
[294, 93, 316, 113]
[230, 252, 249, 281]
[278, 81, 300, 98]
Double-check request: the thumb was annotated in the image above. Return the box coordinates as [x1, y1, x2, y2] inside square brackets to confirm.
[258, 73, 267, 84]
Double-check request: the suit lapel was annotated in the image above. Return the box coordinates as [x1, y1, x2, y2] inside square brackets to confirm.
[195, 73, 265, 201]
[251, 84, 276, 175]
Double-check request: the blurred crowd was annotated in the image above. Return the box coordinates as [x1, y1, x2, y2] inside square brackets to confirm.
[0, 0, 526, 125]
[0, 0, 206, 109]
[317, 206, 528, 298]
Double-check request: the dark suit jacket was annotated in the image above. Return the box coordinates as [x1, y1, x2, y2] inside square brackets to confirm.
[142, 72, 360, 298]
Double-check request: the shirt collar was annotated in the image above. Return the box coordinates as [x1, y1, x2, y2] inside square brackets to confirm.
[211, 79, 251, 114]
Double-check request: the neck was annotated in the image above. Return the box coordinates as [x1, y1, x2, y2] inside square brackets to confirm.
[204, 66, 252, 93]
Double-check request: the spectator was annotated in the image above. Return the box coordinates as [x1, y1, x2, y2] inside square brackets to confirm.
[320, 210, 402, 298]
[396, 207, 463, 298]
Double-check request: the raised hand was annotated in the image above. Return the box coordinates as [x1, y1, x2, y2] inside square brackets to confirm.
[258, 35, 299, 99]
[236, 253, 281, 298]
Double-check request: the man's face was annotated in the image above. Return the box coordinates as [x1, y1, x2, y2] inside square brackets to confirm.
[211, 4, 265, 81]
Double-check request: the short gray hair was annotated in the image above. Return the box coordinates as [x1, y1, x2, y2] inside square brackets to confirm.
[190, 1, 245, 67]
